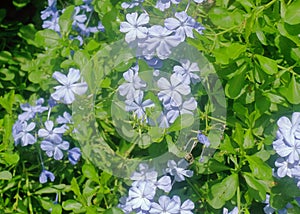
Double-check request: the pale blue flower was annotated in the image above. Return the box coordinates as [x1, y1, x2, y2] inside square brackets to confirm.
[131, 163, 172, 192]
[120, 12, 149, 43]
[14, 121, 37, 146]
[157, 73, 191, 107]
[165, 97, 197, 123]
[172, 195, 195, 214]
[51, 68, 88, 104]
[118, 196, 133, 213]
[56, 111, 72, 124]
[223, 207, 239, 214]
[121, 0, 144, 9]
[68, 147, 81, 165]
[38, 120, 66, 143]
[131, 163, 158, 183]
[273, 112, 300, 164]
[173, 60, 200, 85]
[263, 194, 276, 214]
[166, 159, 193, 182]
[18, 98, 48, 121]
[197, 131, 210, 147]
[155, 0, 182, 11]
[149, 195, 180, 213]
[118, 65, 146, 100]
[155, 175, 172, 192]
[165, 12, 196, 42]
[143, 57, 163, 69]
[125, 91, 154, 120]
[193, 0, 205, 3]
[41, 140, 70, 160]
[80, 0, 93, 12]
[39, 169, 55, 184]
[275, 157, 293, 178]
[157, 111, 171, 128]
[42, 11, 60, 32]
[41, 0, 57, 20]
[193, 22, 205, 34]
[128, 181, 156, 211]
[142, 25, 181, 59]
[72, 6, 87, 28]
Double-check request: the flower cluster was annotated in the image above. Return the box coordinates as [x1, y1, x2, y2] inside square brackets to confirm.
[118, 159, 194, 213]
[41, 0, 104, 44]
[273, 112, 300, 182]
[118, 0, 204, 128]
[13, 68, 88, 184]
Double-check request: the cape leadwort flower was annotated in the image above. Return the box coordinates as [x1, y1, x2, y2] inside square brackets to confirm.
[125, 91, 154, 121]
[13, 121, 37, 146]
[165, 11, 196, 42]
[273, 112, 300, 164]
[166, 159, 194, 182]
[197, 131, 210, 147]
[118, 65, 146, 100]
[39, 169, 55, 184]
[173, 195, 195, 214]
[165, 97, 197, 124]
[41, 140, 70, 160]
[173, 60, 201, 85]
[149, 195, 180, 213]
[68, 147, 81, 165]
[142, 25, 181, 60]
[51, 68, 88, 104]
[157, 73, 191, 107]
[127, 181, 156, 211]
[121, 0, 144, 9]
[120, 12, 149, 44]
[18, 98, 48, 121]
[223, 207, 239, 214]
[38, 120, 66, 143]
[155, 0, 182, 11]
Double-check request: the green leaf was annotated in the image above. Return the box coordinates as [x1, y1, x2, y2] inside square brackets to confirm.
[82, 164, 99, 183]
[0, 90, 14, 114]
[255, 55, 278, 75]
[243, 172, 268, 200]
[71, 177, 82, 197]
[279, 75, 300, 104]
[243, 128, 255, 149]
[208, 173, 238, 209]
[51, 204, 62, 214]
[2, 153, 19, 165]
[0, 9, 6, 23]
[168, 114, 194, 132]
[103, 207, 124, 214]
[246, 155, 272, 180]
[35, 29, 61, 48]
[208, 159, 230, 172]
[213, 43, 246, 64]
[284, 0, 300, 25]
[62, 200, 82, 211]
[59, 6, 75, 35]
[209, 7, 235, 28]
[0, 171, 12, 180]
[18, 24, 38, 46]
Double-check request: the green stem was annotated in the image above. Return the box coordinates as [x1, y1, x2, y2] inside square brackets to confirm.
[186, 178, 202, 200]
[237, 182, 241, 213]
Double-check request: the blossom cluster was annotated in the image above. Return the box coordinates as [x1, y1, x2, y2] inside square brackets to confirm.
[118, 0, 204, 128]
[41, 0, 104, 45]
[13, 68, 88, 184]
[268, 112, 300, 213]
[118, 159, 195, 213]
[273, 112, 300, 182]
